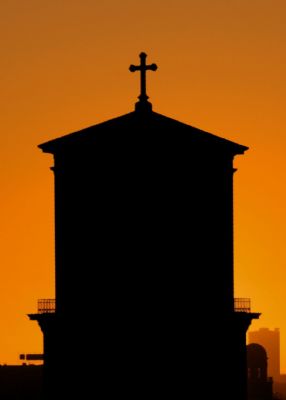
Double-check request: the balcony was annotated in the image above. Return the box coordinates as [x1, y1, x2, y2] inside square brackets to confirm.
[36, 298, 251, 314]
[37, 299, 56, 314]
[234, 298, 251, 313]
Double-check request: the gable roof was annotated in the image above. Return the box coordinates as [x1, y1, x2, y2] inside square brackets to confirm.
[39, 110, 248, 156]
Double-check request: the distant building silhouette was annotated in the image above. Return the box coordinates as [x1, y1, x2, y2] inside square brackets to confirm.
[249, 328, 286, 399]
[249, 328, 280, 381]
[275, 377, 286, 400]
[29, 53, 260, 400]
[19, 354, 43, 361]
[247, 343, 273, 400]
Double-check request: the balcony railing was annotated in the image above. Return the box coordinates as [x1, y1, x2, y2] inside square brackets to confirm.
[38, 299, 56, 314]
[36, 298, 250, 314]
[234, 298, 251, 313]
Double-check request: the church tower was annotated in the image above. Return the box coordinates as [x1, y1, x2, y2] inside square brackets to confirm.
[29, 53, 259, 399]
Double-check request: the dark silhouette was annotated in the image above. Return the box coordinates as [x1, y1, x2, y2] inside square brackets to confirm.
[0, 365, 42, 400]
[249, 328, 280, 383]
[249, 328, 286, 399]
[19, 354, 43, 361]
[129, 52, 157, 111]
[247, 343, 273, 400]
[29, 53, 260, 399]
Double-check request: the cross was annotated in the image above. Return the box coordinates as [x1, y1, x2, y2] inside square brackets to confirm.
[129, 52, 158, 104]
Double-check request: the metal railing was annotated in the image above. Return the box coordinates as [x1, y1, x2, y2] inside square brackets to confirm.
[38, 299, 56, 314]
[36, 298, 250, 314]
[234, 298, 251, 313]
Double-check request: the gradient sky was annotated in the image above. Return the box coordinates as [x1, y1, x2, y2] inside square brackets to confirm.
[1, 0, 286, 370]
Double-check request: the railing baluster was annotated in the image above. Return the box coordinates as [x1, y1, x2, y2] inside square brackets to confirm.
[234, 298, 251, 313]
[38, 299, 56, 314]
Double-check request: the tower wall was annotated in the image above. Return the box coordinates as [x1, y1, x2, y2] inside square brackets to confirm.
[53, 135, 236, 319]
[30, 109, 258, 399]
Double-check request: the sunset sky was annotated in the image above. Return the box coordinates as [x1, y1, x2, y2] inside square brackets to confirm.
[1, 0, 286, 370]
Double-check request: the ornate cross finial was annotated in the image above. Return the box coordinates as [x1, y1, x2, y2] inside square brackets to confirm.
[129, 52, 158, 111]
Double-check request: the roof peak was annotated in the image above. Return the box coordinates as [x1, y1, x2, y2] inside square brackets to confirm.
[38, 110, 248, 156]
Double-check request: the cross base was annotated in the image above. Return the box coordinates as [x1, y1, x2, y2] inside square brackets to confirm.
[135, 100, 153, 112]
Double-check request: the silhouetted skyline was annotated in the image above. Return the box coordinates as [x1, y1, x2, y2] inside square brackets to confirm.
[1, 1, 286, 372]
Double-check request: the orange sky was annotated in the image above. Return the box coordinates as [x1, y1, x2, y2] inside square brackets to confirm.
[1, 0, 286, 370]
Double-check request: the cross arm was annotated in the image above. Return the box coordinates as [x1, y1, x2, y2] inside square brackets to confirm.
[129, 64, 139, 72]
[148, 64, 158, 71]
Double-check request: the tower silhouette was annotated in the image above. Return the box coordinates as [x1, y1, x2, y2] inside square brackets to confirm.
[29, 53, 260, 399]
